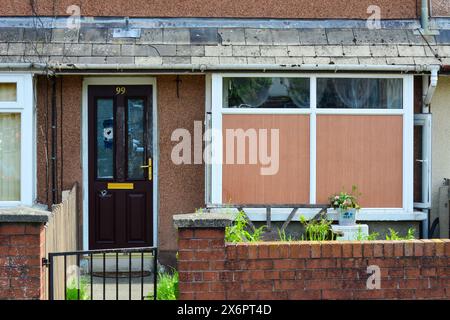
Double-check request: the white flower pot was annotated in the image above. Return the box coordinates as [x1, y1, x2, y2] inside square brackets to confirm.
[338, 208, 358, 226]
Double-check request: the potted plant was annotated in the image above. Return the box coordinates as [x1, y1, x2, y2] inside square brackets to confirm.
[329, 186, 361, 226]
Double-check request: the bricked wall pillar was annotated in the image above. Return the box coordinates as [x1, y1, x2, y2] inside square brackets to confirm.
[174, 212, 234, 300]
[0, 210, 50, 300]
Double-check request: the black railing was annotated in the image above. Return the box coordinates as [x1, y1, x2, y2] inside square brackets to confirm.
[46, 247, 157, 300]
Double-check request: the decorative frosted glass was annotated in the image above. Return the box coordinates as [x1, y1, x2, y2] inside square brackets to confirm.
[0, 83, 17, 102]
[0, 113, 21, 200]
[127, 99, 145, 179]
[96, 99, 114, 179]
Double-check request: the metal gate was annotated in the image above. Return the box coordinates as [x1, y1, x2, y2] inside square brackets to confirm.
[44, 247, 157, 300]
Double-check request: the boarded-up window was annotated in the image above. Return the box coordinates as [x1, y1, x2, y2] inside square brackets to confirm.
[222, 114, 310, 204]
[316, 115, 403, 208]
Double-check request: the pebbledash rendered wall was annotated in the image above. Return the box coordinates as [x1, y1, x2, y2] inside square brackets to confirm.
[174, 213, 450, 300]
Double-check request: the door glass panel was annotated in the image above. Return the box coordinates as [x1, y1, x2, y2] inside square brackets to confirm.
[127, 98, 145, 179]
[96, 99, 114, 179]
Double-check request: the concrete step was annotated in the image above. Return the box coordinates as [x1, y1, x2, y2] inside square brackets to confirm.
[80, 253, 155, 273]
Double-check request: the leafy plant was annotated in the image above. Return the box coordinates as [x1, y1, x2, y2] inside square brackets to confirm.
[66, 277, 90, 300]
[355, 226, 380, 241]
[385, 227, 415, 240]
[155, 271, 179, 300]
[225, 210, 266, 243]
[300, 215, 335, 241]
[277, 228, 294, 241]
[329, 185, 361, 210]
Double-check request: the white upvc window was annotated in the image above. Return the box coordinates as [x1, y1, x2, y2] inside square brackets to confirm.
[208, 73, 416, 221]
[0, 74, 34, 206]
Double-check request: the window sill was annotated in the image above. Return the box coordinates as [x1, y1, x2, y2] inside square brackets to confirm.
[209, 208, 427, 222]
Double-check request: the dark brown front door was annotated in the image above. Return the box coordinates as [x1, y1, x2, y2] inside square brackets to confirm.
[88, 85, 153, 249]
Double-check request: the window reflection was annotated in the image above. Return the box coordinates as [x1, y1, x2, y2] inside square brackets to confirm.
[223, 77, 310, 108]
[317, 78, 403, 109]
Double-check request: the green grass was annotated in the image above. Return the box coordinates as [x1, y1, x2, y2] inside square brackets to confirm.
[66, 277, 90, 300]
[147, 271, 179, 300]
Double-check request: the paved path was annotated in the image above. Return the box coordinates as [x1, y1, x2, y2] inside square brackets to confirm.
[83, 274, 155, 300]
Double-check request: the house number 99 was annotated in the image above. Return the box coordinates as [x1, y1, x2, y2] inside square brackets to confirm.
[115, 86, 126, 95]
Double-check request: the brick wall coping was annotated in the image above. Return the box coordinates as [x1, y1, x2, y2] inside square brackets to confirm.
[174, 212, 236, 229]
[0, 206, 50, 223]
[226, 239, 450, 258]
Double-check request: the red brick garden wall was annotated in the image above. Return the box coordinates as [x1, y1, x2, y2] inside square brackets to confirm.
[177, 228, 450, 300]
[0, 223, 46, 300]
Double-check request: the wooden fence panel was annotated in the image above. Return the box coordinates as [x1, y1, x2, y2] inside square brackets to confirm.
[44, 184, 78, 300]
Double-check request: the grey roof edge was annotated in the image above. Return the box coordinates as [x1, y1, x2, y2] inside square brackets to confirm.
[0, 206, 51, 223]
[0, 17, 430, 29]
[1, 62, 441, 73]
[173, 212, 236, 229]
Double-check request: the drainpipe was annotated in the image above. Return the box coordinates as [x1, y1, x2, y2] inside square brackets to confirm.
[51, 76, 58, 205]
[420, 66, 439, 239]
[421, 0, 430, 34]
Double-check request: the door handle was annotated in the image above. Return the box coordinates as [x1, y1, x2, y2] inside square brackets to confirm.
[140, 158, 152, 181]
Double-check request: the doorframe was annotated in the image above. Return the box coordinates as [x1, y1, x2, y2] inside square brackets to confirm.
[82, 77, 158, 250]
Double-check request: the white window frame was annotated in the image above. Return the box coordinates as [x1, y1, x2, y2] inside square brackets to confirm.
[0, 73, 34, 207]
[414, 113, 432, 209]
[209, 73, 416, 220]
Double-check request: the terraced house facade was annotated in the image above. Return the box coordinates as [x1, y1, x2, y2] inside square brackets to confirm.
[0, 0, 449, 269]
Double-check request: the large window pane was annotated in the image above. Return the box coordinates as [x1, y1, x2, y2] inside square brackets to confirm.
[223, 77, 310, 108]
[96, 99, 114, 179]
[317, 78, 403, 109]
[0, 113, 20, 201]
[0, 83, 17, 102]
